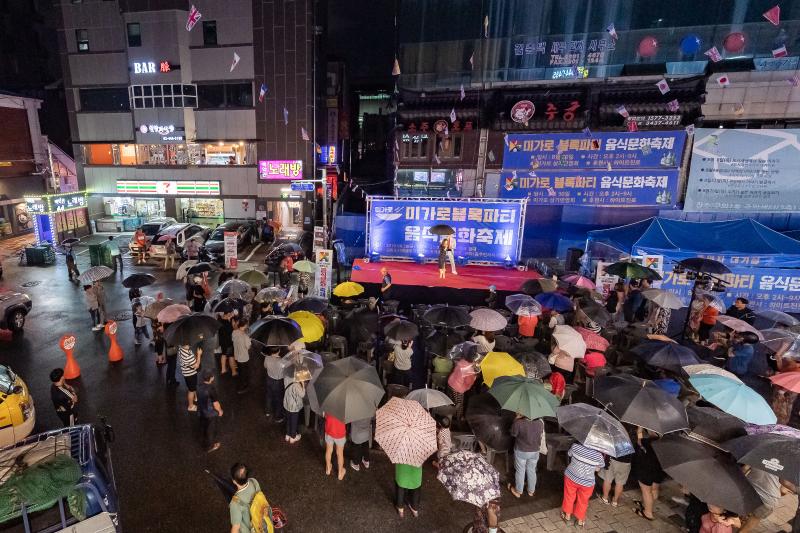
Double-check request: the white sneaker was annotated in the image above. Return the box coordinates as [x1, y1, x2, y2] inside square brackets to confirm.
[350, 462, 360, 471]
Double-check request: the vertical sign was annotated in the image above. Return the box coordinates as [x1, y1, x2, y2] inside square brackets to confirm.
[327, 108, 339, 145]
[594, 261, 619, 300]
[224, 231, 238, 269]
[314, 249, 333, 299]
[313, 226, 325, 252]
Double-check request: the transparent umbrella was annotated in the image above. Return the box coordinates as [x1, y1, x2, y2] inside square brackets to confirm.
[556, 403, 634, 458]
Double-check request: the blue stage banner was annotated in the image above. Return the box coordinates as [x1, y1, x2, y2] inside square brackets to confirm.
[498, 169, 679, 207]
[502, 131, 686, 171]
[368, 198, 523, 263]
[659, 266, 800, 313]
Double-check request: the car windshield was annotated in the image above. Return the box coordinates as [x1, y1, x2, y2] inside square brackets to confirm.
[141, 224, 162, 236]
[209, 228, 226, 241]
[0, 366, 16, 394]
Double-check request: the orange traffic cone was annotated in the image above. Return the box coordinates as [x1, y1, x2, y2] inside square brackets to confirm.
[59, 334, 81, 379]
[104, 321, 124, 362]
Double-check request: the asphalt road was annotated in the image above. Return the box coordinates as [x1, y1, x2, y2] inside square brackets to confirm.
[0, 238, 565, 533]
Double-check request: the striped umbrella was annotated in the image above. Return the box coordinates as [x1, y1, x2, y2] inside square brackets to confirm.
[78, 266, 114, 283]
[375, 397, 437, 467]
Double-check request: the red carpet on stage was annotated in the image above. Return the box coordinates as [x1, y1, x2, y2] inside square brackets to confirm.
[350, 259, 541, 292]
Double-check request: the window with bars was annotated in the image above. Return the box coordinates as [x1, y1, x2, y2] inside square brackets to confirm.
[129, 84, 198, 109]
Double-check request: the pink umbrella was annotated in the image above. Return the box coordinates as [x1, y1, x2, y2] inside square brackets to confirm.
[157, 234, 174, 242]
[716, 315, 765, 340]
[561, 274, 596, 290]
[157, 303, 191, 324]
[574, 326, 610, 352]
[770, 372, 800, 394]
[375, 397, 437, 467]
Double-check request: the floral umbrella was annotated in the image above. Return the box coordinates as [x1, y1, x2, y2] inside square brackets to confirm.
[436, 450, 501, 507]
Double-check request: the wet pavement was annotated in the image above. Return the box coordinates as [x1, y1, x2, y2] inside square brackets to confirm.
[0, 239, 796, 533]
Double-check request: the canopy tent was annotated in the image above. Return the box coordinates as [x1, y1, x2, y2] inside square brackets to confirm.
[587, 217, 800, 268]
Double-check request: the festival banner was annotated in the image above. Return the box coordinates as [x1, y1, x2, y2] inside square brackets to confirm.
[498, 169, 679, 207]
[368, 198, 524, 263]
[314, 249, 333, 299]
[223, 231, 237, 269]
[502, 131, 685, 171]
[684, 128, 800, 212]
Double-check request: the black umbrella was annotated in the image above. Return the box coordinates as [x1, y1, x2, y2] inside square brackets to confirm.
[384, 319, 419, 341]
[594, 374, 689, 434]
[576, 299, 612, 326]
[61, 237, 80, 245]
[515, 351, 551, 379]
[520, 278, 557, 296]
[122, 273, 156, 289]
[164, 313, 221, 346]
[429, 224, 455, 236]
[631, 341, 703, 373]
[725, 433, 800, 485]
[423, 305, 471, 328]
[687, 406, 747, 444]
[677, 257, 731, 275]
[204, 468, 236, 503]
[249, 316, 302, 347]
[219, 279, 251, 299]
[187, 262, 216, 275]
[288, 297, 329, 314]
[278, 243, 302, 254]
[465, 393, 515, 451]
[212, 297, 246, 314]
[652, 434, 763, 516]
[426, 329, 466, 357]
[345, 307, 379, 343]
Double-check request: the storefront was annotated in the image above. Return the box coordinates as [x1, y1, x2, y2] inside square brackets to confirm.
[109, 179, 224, 225]
[179, 198, 224, 225]
[103, 197, 165, 218]
[0, 200, 34, 237]
[25, 191, 91, 244]
[80, 142, 256, 166]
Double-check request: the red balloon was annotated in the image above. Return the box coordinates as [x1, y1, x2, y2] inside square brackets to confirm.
[638, 36, 659, 58]
[723, 32, 746, 53]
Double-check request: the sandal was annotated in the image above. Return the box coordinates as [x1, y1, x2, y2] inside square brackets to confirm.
[507, 483, 521, 498]
[598, 495, 610, 505]
[396, 507, 404, 518]
[560, 511, 571, 523]
[408, 506, 419, 518]
[634, 508, 655, 521]
[633, 499, 644, 510]
[576, 520, 585, 528]
[611, 500, 619, 508]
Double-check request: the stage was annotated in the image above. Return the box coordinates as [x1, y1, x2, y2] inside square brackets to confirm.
[349, 259, 540, 305]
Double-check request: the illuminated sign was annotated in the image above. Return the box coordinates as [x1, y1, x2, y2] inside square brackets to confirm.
[318, 145, 337, 164]
[52, 194, 87, 212]
[133, 61, 157, 74]
[116, 180, 221, 196]
[25, 197, 46, 215]
[258, 160, 303, 180]
[160, 61, 171, 72]
[139, 124, 175, 135]
[25, 192, 88, 215]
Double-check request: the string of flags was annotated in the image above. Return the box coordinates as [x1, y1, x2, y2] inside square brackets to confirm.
[186, 5, 201, 31]
[716, 75, 730, 88]
[460, 84, 465, 101]
[230, 52, 241, 72]
[450, 108, 457, 123]
[392, 58, 401, 76]
[469, 53, 474, 69]
[283, 107, 289, 126]
[615, 105, 629, 118]
[301, 127, 310, 141]
[606, 23, 618, 40]
[773, 45, 788, 58]
[666, 99, 680, 112]
[483, 16, 489, 38]
[763, 5, 780, 26]
[704, 47, 722, 63]
[656, 79, 670, 95]
[258, 83, 268, 103]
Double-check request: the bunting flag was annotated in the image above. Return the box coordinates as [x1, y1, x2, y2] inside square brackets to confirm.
[789, 74, 800, 87]
[301, 127, 310, 141]
[392, 58, 401, 76]
[773, 45, 788, 58]
[666, 99, 680, 112]
[483, 16, 489, 38]
[606, 23, 618, 40]
[434, 153, 441, 164]
[230, 52, 241, 72]
[704, 46, 723, 63]
[450, 108, 457, 123]
[258, 83, 268, 103]
[582, 127, 592, 137]
[283, 107, 289, 125]
[460, 84, 465, 101]
[716, 75, 730, 87]
[763, 5, 780, 26]
[734, 103, 745, 116]
[315, 143, 322, 154]
[685, 124, 696, 135]
[616, 105, 629, 118]
[487, 150, 495, 162]
[656, 79, 670, 95]
[469, 52, 474, 69]
[627, 120, 638, 132]
[186, 5, 202, 31]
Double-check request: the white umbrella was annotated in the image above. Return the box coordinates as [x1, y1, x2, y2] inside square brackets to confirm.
[469, 308, 508, 332]
[716, 316, 765, 340]
[682, 363, 743, 384]
[176, 260, 198, 281]
[406, 387, 454, 410]
[78, 266, 114, 283]
[642, 288, 684, 310]
[552, 325, 587, 359]
[755, 309, 800, 327]
[759, 328, 800, 353]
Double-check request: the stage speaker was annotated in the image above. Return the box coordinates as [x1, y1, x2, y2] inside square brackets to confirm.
[565, 248, 584, 272]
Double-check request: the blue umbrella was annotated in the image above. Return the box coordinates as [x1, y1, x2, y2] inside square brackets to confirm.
[534, 292, 573, 312]
[689, 375, 777, 425]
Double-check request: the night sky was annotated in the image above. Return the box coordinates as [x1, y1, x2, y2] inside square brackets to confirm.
[326, 0, 395, 83]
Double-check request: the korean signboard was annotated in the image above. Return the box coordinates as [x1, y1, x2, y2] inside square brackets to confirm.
[314, 249, 333, 299]
[116, 180, 220, 196]
[313, 226, 325, 251]
[684, 128, 800, 212]
[258, 160, 303, 181]
[368, 198, 525, 263]
[224, 231, 237, 269]
[626, 115, 682, 128]
[25, 193, 87, 215]
[513, 36, 616, 67]
[319, 145, 337, 164]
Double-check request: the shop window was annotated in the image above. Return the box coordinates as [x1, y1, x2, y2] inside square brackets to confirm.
[85, 144, 113, 165]
[197, 84, 225, 108]
[202, 21, 217, 46]
[79, 88, 130, 111]
[197, 83, 253, 108]
[438, 134, 463, 159]
[226, 83, 253, 107]
[118, 144, 137, 165]
[76, 29, 89, 52]
[127, 23, 141, 47]
[129, 84, 197, 109]
[402, 138, 428, 159]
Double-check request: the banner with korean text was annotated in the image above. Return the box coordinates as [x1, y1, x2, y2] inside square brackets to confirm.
[314, 249, 333, 299]
[500, 131, 685, 207]
[367, 198, 526, 264]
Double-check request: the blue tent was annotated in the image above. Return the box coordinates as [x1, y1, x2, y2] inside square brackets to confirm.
[586, 217, 800, 267]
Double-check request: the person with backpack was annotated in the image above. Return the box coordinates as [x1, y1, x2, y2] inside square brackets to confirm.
[229, 462, 275, 533]
[198, 370, 222, 452]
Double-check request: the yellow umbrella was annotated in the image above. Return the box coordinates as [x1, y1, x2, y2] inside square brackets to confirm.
[333, 281, 364, 298]
[287, 311, 325, 343]
[480, 351, 524, 387]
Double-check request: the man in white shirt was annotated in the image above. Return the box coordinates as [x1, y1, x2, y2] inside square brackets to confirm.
[443, 234, 457, 275]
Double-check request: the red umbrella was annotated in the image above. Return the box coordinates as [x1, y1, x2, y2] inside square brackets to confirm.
[574, 326, 610, 352]
[770, 371, 800, 394]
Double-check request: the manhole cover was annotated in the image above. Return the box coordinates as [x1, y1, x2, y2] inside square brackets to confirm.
[113, 311, 132, 321]
[21, 281, 41, 287]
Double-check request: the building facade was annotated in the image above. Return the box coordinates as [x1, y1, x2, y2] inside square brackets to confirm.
[56, 0, 320, 232]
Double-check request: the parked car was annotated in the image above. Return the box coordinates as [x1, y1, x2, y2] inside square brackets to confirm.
[128, 217, 177, 255]
[148, 223, 209, 258]
[0, 365, 35, 448]
[200, 221, 259, 264]
[0, 290, 32, 332]
[0, 423, 119, 532]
